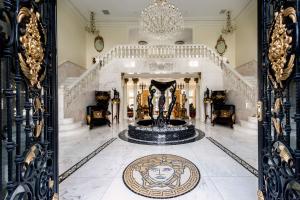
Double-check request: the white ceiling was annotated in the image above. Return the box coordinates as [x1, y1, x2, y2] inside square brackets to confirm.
[68, 0, 252, 22]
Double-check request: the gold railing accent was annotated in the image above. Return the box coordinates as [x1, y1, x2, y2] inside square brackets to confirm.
[52, 193, 59, 200]
[257, 190, 265, 200]
[17, 7, 45, 88]
[268, 7, 296, 88]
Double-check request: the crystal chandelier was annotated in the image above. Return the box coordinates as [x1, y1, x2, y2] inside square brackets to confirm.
[222, 11, 236, 34]
[141, 0, 184, 39]
[85, 12, 99, 35]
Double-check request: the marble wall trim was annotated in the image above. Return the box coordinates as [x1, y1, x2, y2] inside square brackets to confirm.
[206, 137, 258, 177]
[59, 138, 117, 183]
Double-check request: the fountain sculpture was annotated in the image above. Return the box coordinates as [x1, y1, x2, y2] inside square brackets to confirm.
[127, 80, 201, 145]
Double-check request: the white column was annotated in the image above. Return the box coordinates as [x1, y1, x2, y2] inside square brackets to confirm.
[184, 78, 191, 119]
[58, 85, 64, 120]
[194, 78, 201, 119]
[132, 78, 139, 119]
[123, 78, 129, 119]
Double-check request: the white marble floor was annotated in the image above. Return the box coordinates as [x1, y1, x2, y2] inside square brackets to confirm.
[59, 120, 258, 200]
[199, 122, 258, 168]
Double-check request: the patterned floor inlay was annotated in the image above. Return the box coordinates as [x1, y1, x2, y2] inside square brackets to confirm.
[123, 154, 200, 199]
[207, 137, 258, 177]
[59, 138, 117, 183]
[119, 129, 205, 145]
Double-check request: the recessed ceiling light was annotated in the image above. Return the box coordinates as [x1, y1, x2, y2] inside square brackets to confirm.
[125, 61, 136, 68]
[189, 60, 199, 67]
[102, 10, 110, 15]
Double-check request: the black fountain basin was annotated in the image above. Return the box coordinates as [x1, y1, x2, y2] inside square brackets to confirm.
[136, 119, 186, 126]
[128, 119, 196, 143]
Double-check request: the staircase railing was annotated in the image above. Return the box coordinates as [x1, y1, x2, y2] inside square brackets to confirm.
[62, 44, 257, 120]
[222, 62, 257, 104]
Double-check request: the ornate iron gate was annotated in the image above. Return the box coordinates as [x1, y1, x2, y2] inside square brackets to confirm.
[0, 0, 58, 199]
[258, 0, 300, 199]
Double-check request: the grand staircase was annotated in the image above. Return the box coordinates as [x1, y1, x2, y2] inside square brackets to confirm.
[58, 45, 259, 136]
[232, 60, 258, 135]
[59, 66, 89, 137]
[234, 116, 258, 135]
[59, 118, 89, 137]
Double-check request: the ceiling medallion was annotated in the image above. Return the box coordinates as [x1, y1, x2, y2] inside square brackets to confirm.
[123, 154, 200, 199]
[17, 7, 46, 89]
[268, 7, 296, 89]
[141, 0, 184, 39]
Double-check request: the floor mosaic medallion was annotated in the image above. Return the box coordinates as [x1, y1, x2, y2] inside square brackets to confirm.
[123, 154, 200, 199]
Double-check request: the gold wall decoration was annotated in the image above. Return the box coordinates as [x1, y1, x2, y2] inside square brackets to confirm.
[215, 35, 227, 56]
[268, 7, 296, 89]
[17, 7, 46, 88]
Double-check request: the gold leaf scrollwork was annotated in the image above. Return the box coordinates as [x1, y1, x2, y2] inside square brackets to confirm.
[257, 190, 265, 200]
[23, 144, 41, 171]
[33, 97, 44, 138]
[52, 193, 59, 200]
[272, 98, 283, 136]
[273, 98, 283, 114]
[17, 7, 45, 88]
[272, 117, 283, 136]
[273, 141, 293, 164]
[268, 7, 296, 89]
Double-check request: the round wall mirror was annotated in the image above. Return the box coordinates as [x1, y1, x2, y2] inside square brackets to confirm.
[215, 35, 227, 56]
[94, 35, 104, 52]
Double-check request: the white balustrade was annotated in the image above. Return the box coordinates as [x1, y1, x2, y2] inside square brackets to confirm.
[63, 44, 257, 120]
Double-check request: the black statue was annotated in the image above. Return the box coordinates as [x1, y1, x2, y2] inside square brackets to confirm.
[127, 79, 197, 144]
[112, 88, 120, 99]
[204, 87, 210, 99]
[148, 80, 176, 127]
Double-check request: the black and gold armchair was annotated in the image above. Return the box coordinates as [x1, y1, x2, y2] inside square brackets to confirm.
[86, 91, 111, 129]
[211, 91, 236, 128]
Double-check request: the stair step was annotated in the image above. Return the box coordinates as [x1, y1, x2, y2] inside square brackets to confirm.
[60, 118, 74, 125]
[248, 116, 257, 124]
[243, 76, 257, 86]
[59, 121, 82, 132]
[234, 125, 257, 135]
[240, 120, 257, 130]
[59, 125, 89, 137]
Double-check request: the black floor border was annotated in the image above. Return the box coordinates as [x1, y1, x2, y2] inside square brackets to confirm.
[206, 137, 258, 177]
[59, 137, 117, 183]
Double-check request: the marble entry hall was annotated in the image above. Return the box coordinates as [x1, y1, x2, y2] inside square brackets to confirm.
[59, 121, 258, 200]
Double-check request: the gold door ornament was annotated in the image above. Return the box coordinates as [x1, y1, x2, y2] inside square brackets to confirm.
[17, 7, 46, 88]
[268, 7, 296, 89]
